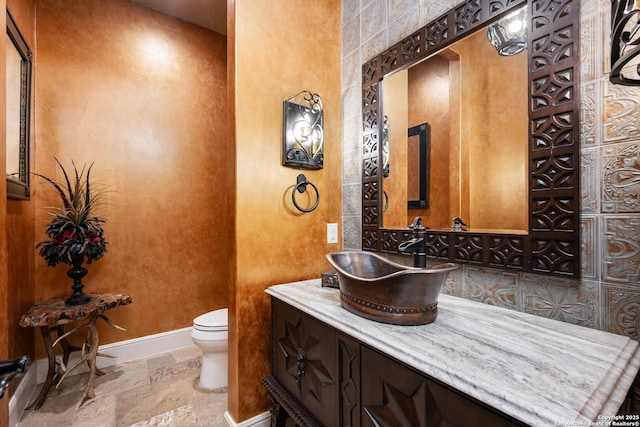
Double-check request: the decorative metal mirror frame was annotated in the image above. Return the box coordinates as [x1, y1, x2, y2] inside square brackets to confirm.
[361, 0, 581, 277]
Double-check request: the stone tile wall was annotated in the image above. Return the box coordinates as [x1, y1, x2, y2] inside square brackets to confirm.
[341, 0, 640, 340]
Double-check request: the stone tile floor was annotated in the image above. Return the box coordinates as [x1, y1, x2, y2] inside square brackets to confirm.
[17, 345, 228, 427]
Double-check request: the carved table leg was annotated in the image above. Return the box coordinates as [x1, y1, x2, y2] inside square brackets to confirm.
[57, 325, 81, 371]
[26, 326, 56, 410]
[49, 313, 125, 408]
[76, 313, 100, 409]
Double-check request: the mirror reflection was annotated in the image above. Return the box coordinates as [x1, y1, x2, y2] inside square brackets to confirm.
[381, 25, 529, 234]
[6, 8, 32, 200]
[6, 33, 21, 181]
[407, 123, 429, 209]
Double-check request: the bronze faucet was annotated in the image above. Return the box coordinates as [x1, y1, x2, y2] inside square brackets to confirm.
[452, 216, 468, 231]
[398, 217, 428, 267]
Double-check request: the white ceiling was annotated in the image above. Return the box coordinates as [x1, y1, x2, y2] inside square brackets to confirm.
[132, 0, 227, 35]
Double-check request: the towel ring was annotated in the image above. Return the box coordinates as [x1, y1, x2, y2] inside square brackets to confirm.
[292, 174, 319, 213]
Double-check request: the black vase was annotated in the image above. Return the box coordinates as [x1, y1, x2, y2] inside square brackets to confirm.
[65, 253, 91, 305]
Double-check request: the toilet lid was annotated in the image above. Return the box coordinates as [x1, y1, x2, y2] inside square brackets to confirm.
[193, 308, 228, 330]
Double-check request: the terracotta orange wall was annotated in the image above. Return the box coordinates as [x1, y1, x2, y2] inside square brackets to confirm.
[3, 0, 35, 413]
[381, 54, 462, 230]
[229, 0, 342, 422]
[33, 0, 229, 352]
[457, 29, 528, 232]
[382, 70, 408, 228]
[407, 55, 453, 229]
[383, 29, 527, 232]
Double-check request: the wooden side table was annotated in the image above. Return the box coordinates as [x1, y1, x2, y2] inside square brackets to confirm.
[19, 293, 132, 409]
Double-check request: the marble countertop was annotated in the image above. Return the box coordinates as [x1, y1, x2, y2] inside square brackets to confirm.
[267, 279, 640, 426]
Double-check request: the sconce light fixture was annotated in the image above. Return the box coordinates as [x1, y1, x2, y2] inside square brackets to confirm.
[611, 0, 640, 85]
[283, 91, 324, 169]
[382, 115, 390, 178]
[382, 115, 390, 212]
[487, 5, 528, 56]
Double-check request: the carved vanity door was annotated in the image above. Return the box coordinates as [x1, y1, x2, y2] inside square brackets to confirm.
[361, 346, 522, 427]
[272, 300, 339, 426]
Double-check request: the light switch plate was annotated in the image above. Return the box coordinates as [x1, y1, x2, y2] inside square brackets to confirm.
[327, 223, 338, 244]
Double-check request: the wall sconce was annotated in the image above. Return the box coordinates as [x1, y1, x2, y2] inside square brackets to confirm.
[611, 0, 640, 85]
[487, 5, 528, 56]
[283, 91, 323, 169]
[382, 115, 389, 212]
[382, 115, 390, 178]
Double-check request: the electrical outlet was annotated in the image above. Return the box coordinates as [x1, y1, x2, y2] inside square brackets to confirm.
[327, 223, 338, 244]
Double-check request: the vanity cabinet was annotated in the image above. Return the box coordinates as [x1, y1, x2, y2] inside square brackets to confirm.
[264, 298, 523, 427]
[265, 280, 640, 426]
[361, 346, 519, 427]
[265, 299, 360, 426]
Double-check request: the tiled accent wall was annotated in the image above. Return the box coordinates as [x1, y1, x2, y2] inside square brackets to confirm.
[341, 0, 640, 340]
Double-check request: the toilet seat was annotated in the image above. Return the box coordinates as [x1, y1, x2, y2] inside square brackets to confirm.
[193, 308, 228, 332]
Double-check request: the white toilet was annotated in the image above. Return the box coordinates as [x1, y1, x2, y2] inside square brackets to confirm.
[191, 308, 228, 390]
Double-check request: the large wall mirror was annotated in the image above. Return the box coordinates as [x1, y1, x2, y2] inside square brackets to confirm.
[361, 0, 581, 277]
[6, 8, 32, 200]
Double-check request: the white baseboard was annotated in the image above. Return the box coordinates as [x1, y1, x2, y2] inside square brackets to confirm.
[34, 326, 194, 384]
[8, 367, 37, 427]
[224, 411, 270, 427]
[9, 326, 195, 426]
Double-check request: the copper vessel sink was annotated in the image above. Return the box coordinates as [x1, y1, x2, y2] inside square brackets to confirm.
[326, 252, 458, 326]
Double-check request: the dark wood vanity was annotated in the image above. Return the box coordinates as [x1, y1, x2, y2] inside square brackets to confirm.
[264, 298, 524, 426]
[264, 280, 640, 427]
